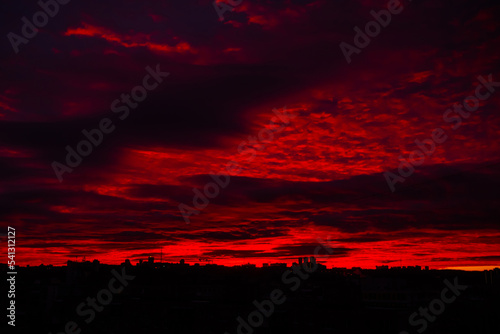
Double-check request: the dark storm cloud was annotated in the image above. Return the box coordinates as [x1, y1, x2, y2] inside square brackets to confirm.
[1, 0, 499, 266]
[432, 256, 500, 262]
[1, 0, 499, 171]
[2, 157, 499, 243]
[272, 243, 353, 257]
[202, 243, 349, 259]
[202, 249, 272, 258]
[102, 231, 168, 242]
[176, 227, 288, 241]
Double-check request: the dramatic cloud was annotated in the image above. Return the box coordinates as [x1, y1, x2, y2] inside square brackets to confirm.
[0, 0, 499, 270]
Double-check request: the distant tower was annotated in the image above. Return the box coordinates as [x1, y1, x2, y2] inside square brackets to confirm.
[180, 259, 185, 265]
[310, 256, 316, 266]
[148, 256, 154, 264]
[304, 257, 309, 267]
[299, 258, 303, 265]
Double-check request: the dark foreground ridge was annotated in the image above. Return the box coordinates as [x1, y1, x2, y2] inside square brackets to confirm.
[2, 260, 499, 334]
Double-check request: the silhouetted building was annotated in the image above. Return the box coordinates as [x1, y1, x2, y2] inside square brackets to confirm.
[5, 261, 499, 334]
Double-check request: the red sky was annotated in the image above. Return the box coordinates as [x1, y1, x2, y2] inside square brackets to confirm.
[1, 0, 499, 270]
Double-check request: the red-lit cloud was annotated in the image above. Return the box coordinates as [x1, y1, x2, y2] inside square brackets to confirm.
[0, 0, 499, 271]
[65, 22, 195, 55]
